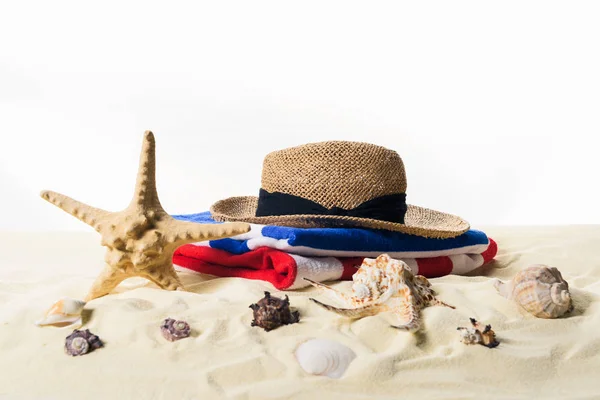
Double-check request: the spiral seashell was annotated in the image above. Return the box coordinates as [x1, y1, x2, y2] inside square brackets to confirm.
[294, 338, 356, 379]
[160, 318, 191, 341]
[64, 329, 103, 356]
[351, 283, 370, 299]
[66, 336, 89, 356]
[35, 297, 86, 327]
[494, 264, 573, 319]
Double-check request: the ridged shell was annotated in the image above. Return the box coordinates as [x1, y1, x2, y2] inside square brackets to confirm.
[494, 264, 573, 318]
[35, 297, 86, 327]
[348, 254, 409, 306]
[295, 338, 356, 379]
[64, 329, 103, 356]
[160, 318, 191, 341]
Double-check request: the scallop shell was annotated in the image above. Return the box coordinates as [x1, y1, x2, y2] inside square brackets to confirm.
[35, 297, 86, 327]
[494, 264, 573, 318]
[294, 338, 356, 379]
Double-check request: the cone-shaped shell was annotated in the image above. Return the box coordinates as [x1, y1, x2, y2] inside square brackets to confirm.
[35, 297, 86, 327]
[294, 338, 356, 379]
[494, 264, 573, 319]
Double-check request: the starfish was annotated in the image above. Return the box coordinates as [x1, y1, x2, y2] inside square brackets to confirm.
[40, 131, 250, 301]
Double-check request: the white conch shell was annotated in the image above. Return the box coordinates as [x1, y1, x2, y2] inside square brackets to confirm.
[35, 297, 86, 327]
[294, 338, 356, 379]
[305, 254, 455, 332]
[494, 264, 573, 319]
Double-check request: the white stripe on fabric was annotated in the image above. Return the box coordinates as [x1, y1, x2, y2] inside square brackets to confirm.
[287, 254, 344, 289]
[449, 254, 485, 275]
[241, 238, 490, 259]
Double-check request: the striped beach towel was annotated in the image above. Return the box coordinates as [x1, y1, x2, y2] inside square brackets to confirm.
[171, 212, 498, 290]
[173, 239, 498, 290]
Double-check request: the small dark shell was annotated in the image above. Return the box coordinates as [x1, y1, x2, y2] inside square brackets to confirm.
[249, 291, 300, 332]
[64, 329, 103, 356]
[457, 318, 500, 349]
[161, 318, 191, 341]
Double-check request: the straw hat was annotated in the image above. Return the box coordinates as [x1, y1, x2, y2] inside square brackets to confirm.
[210, 141, 469, 238]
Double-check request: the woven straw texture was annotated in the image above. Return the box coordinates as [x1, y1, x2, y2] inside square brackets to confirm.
[260, 141, 406, 209]
[210, 141, 470, 238]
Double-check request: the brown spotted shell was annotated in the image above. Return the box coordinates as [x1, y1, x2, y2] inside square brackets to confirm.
[494, 264, 573, 318]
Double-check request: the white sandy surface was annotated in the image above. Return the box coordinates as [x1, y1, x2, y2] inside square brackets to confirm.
[0, 226, 599, 400]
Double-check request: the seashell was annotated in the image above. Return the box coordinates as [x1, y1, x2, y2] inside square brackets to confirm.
[35, 297, 86, 327]
[457, 318, 499, 348]
[249, 291, 300, 332]
[160, 318, 191, 341]
[305, 254, 455, 332]
[494, 264, 573, 319]
[64, 329, 103, 356]
[295, 338, 356, 379]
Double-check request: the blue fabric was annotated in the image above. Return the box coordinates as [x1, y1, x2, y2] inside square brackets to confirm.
[172, 211, 489, 255]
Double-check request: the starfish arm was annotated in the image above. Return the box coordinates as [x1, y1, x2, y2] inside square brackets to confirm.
[139, 263, 184, 292]
[160, 218, 251, 246]
[85, 264, 130, 301]
[308, 298, 381, 318]
[130, 130, 162, 210]
[40, 190, 110, 230]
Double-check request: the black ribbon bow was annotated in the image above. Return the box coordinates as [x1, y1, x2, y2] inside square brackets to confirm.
[255, 189, 407, 224]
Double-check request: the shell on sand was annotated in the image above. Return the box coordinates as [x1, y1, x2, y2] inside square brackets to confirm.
[160, 318, 191, 342]
[294, 338, 356, 379]
[457, 318, 499, 348]
[35, 297, 86, 327]
[64, 329, 103, 356]
[494, 264, 573, 319]
[305, 254, 455, 332]
[249, 291, 300, 332]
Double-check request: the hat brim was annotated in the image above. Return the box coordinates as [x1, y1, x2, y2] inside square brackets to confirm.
[209, 196, 470, 239]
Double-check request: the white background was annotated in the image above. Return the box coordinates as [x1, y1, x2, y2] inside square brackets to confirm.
[1, 0, 599, 232]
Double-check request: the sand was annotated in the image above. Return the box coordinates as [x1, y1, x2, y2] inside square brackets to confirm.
[1, 226, 599, 400]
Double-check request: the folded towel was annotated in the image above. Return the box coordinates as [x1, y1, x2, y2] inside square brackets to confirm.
[173, 212, 491, 258]
[173, 239, 498, 290]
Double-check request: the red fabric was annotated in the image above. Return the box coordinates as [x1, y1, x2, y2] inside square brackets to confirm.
[417, 256, 454, 278]
[480, 238, 498, 263]
[173, 246, 298, 290]
[340, 258, 364, 280]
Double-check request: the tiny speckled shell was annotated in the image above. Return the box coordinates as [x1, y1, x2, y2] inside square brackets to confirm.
[457, 318, 499, 348]
[160, 318, 191, 341]
[494, 264, 573, 319]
